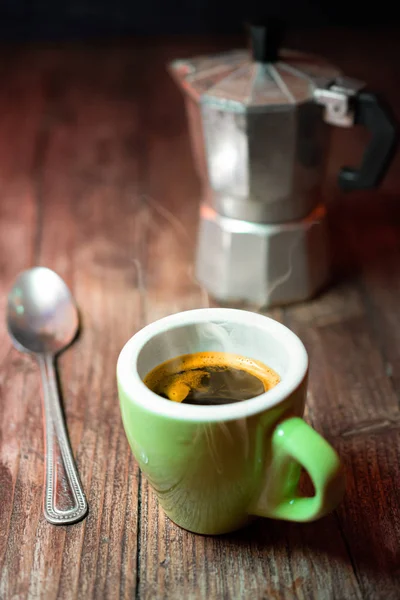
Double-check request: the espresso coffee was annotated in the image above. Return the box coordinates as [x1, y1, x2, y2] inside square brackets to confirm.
[143, 351, 280, 405]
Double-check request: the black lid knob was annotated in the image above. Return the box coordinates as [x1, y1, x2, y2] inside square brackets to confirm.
[248, 18, 285, 63]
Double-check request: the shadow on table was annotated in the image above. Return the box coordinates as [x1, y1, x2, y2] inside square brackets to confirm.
[220, 437, 400, 584]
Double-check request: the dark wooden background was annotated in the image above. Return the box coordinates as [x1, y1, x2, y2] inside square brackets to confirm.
[1, 1, 399, 40]
[0, 28, 399, 599]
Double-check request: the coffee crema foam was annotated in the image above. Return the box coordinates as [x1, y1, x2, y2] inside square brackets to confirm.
[143, 351, 280, 405]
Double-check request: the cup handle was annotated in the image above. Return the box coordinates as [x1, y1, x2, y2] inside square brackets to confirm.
[250, 417, 345, 522]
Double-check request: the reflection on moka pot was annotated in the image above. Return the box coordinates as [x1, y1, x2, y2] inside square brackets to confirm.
[169, 20, 397, 307]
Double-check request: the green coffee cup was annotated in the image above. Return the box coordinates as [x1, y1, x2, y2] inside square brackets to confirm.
[117, 308, 345, 535]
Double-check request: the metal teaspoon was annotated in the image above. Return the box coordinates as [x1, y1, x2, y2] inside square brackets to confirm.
[7, 267, 88, 525]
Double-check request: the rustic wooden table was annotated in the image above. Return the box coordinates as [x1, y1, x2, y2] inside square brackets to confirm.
[1, 29, 400, 600]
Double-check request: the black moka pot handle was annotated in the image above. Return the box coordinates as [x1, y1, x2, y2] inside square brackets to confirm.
[339, 91, 398, 190]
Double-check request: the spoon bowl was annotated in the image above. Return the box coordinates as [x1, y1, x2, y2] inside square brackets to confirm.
[7, 266, 79, 355]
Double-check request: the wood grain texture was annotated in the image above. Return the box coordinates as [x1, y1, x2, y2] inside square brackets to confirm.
[0, 30, 400, 599]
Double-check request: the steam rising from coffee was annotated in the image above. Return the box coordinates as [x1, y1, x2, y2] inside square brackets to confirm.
[131, 194, 310, 399]
[132, 193, 318, 314]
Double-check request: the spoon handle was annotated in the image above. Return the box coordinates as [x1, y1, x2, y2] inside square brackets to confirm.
[39, 354, 88, 525]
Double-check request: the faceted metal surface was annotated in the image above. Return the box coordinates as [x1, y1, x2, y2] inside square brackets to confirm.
[170, 47, 339, 224]
[170, 49, 341, 109]
[195, 203, 330, 307]
[200, 99, 328, 223]
[171, 46, 339, 305]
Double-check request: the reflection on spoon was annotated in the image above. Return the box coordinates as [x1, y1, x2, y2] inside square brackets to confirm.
[7, 267, 88, 525]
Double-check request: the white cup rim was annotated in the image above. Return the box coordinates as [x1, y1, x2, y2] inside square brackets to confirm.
[117, 308, 308, 422]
